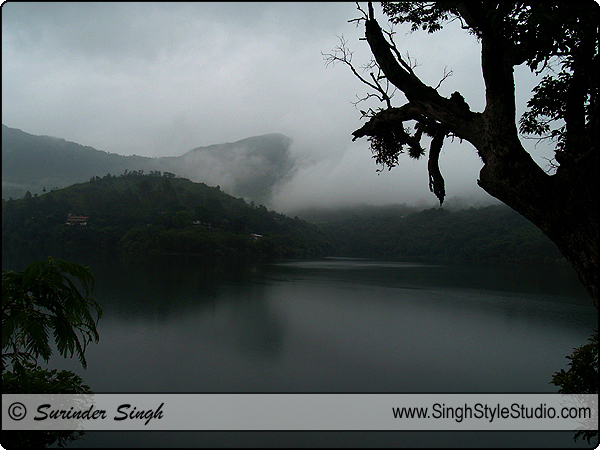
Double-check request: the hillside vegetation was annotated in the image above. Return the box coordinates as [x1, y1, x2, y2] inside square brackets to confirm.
[2, 124, 151, 199]
[2, 169, 565, 265]
[308, 203, 565, 265]
[1, 172, 333, 259]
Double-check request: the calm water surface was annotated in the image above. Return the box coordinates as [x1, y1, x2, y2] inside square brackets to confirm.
[2, 253, 596, 447]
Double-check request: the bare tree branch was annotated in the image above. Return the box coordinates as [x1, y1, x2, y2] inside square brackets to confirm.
[323, 36, 395, 108]
[348, 1, 369, 27]
[434, 66, 453, 90]
[381, 27, 417, 75]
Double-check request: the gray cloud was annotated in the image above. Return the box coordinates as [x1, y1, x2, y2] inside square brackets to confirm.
[2, 2, 555, 211]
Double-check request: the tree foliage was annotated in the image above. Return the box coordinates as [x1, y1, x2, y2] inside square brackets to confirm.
[551, 331, 599, 395]
[2, 257, 101, 448]
[318, 204, 565, 264]
[334, 2, 599, 306]
[2, 361, 92, 448]
[2, 257, 102, 371]
[551, 331, 598, 445]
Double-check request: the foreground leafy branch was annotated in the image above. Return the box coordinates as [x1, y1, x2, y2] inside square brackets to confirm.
[2, 257, 102, 448]
[551, 331, 599, 445]
[2, 257, 102, 371]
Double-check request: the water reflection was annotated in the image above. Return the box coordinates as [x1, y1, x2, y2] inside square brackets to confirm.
[2, 253, 597, 447]
[269, 257, 589, 298]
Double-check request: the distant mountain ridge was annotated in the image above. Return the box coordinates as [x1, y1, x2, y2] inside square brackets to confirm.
[2, 125, 153, 199]
[1, 124, 295, 203]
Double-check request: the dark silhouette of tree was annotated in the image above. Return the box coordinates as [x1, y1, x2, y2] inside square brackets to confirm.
[2, 257, 102, 448]
[330, 2, 598, 307]
[2, 257, 101, 370]
[551, 330, 598, 445]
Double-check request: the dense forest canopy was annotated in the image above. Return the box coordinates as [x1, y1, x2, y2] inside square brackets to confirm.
[1, 172, 333, 259]
[2, 171, 565, 266]
[314, 203, 565, 265]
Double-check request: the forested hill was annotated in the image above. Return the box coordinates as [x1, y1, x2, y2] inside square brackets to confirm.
[1, 172, 334, 258]
[307, 204, 565, 265]
[2, 170, 565, 264]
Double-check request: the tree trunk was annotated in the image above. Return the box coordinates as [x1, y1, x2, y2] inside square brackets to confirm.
[359, 8, 599, 308]
[476, 129, 599, 309]
[473, 16, 599, 308]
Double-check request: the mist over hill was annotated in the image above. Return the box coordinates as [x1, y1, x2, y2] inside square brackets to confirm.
[155, 133, 295, 204]
[1, 123, 562, 265]
[1, 124, 295, 204]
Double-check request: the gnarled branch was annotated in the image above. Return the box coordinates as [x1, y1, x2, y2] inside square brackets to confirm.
[362, 7, 480, 142]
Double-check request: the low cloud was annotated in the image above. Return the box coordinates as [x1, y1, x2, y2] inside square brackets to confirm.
[2, 3, 554, 211]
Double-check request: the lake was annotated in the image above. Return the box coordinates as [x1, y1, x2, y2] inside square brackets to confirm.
[2, 252, 597, 447]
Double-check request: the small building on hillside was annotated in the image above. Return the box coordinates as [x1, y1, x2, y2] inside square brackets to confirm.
[66, 213, 89, 226]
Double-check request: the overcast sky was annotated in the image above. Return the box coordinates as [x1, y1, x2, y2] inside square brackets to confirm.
[2, 2, 558, 212]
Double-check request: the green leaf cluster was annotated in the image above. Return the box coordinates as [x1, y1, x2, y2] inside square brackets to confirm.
[551, 331, 598, 445]
[2, 257, 102, 371]
[2, 360, 92, 448]
[551, 331, 598, 394]
[2, 258, 101, 448]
